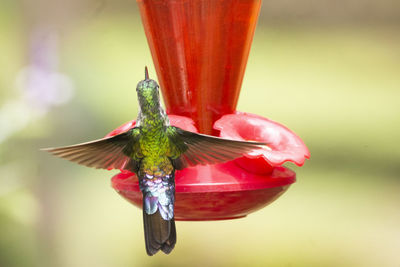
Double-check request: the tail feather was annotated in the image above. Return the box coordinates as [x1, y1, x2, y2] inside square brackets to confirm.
[143, 209, 176, 256]
[140, 170, 176, 255]
[161, 218, 176, 254]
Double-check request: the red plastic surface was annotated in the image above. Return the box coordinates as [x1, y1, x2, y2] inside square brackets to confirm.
[108, 115, 305, 220]
[137, 0, 262, 134]
[112, 164, 295, 221]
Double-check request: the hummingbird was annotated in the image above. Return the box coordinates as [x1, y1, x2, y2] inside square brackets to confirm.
[43, 67, 267, 256]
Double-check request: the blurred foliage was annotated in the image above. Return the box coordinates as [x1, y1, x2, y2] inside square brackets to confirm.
[0, 1, 399, 267]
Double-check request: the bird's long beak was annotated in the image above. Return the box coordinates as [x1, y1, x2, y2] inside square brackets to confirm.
[145, 66, 149, 80]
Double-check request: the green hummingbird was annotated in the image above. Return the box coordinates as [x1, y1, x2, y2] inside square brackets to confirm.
[43, 67, 267, 256]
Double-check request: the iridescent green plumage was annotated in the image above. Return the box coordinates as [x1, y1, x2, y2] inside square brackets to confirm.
[43, 67, 268, 256]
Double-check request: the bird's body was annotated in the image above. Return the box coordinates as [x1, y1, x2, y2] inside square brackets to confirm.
[43, 67, 267, 255]
[134, 77, 177, 254]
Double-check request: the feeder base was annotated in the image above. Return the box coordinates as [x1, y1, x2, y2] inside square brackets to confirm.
[112, 164, 295, 221]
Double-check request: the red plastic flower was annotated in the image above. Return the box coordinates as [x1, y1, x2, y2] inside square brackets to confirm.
[214, 111, 310, 174]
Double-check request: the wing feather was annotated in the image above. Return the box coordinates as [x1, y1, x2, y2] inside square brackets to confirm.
[167, 127, 267, 169]
[42, 128, 140, 172]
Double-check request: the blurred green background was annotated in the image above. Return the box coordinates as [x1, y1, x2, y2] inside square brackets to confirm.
[0, 0, 399, 266]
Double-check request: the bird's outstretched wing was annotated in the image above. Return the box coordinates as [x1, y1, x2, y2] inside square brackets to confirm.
[166, 126, 267, 170]
[42, 128, 141, 172]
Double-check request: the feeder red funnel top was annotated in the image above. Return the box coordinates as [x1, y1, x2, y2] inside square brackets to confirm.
[138, 0, 262, 134]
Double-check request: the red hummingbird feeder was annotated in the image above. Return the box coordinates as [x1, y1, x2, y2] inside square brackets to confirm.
[111, 0, 310, 220]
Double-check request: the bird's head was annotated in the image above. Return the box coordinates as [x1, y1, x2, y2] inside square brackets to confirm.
[136, 67, 161, 112]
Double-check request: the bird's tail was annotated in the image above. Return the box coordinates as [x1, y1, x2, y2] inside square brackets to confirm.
[139, 172, 176, 255]
[143, 210, 176, 255]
